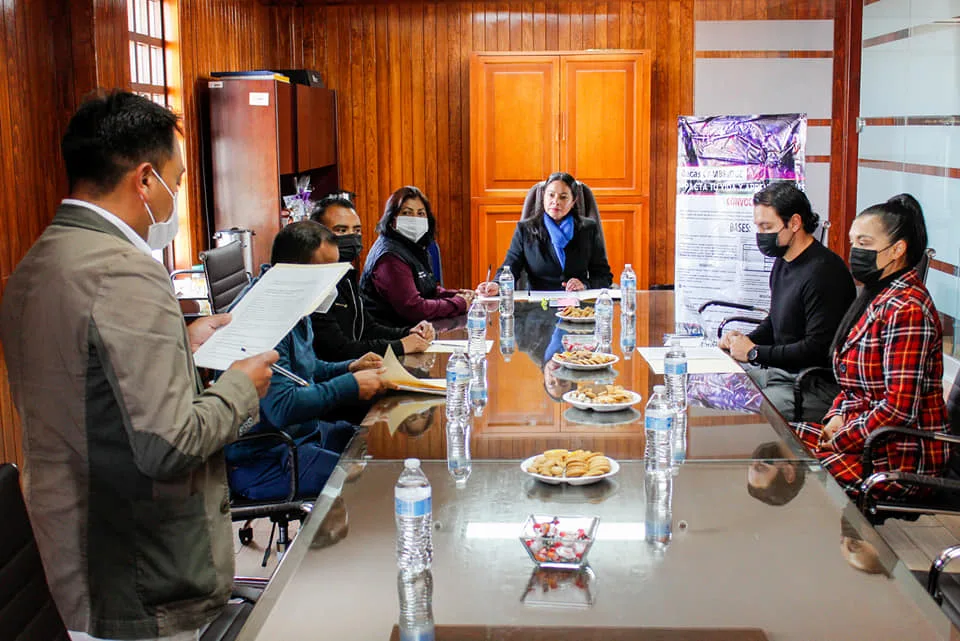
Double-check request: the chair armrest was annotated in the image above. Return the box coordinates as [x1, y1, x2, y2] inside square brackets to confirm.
[928, 544, 960, 601]
[233, 431, 300, 503]
[717, 316, 761, 339]
[858, 470, 960, 515]
[792, 366, 834, 422]
[861, 426, 960, 479]
[698, 300, 767, 315]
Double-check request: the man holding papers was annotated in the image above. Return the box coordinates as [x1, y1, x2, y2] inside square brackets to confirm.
[0, 92, 277, 640]
[226, 221, 391, 501]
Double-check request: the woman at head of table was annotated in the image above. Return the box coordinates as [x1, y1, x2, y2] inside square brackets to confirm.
[476, 172, 613, 295]
[359, 185, 475, 325]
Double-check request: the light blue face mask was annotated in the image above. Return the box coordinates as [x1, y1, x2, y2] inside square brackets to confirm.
[143, 168, 179, 250]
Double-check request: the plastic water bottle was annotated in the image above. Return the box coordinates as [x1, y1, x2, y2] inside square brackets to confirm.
[664, 345, 688, 410]
[397, 569, 435, 641]
[469, 357, 488, 417]
[499, 315, 515, 362]
[619, 313, 636, 360]
[644, 385, 674, 475]
[620, 264, 637, 316]
[594, 289, 613, 346]
[445, 349, 470, 425]
[672, 404, 688, 473]
[395, 458, 433, 576]
[645, 474, 673, 553]
[446, 421, 472, 487]
[467, 299, 487, 362]
[498, 266, 514, 317]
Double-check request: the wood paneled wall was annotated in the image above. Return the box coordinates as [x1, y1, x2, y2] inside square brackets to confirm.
[694, 0, 835, 19]
[178, 0, 285, 263]
[0, 0, 129, 466]
[276, 1, 694, 289]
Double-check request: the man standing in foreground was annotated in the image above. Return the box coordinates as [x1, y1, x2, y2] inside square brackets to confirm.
[0, 91, 277, 640]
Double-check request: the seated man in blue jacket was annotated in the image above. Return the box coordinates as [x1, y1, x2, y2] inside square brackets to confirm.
[226, 221, 390, 500]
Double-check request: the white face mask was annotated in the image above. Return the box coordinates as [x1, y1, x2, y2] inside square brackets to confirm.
[143, 168, 179, 250]
[395, 215, 429, 243]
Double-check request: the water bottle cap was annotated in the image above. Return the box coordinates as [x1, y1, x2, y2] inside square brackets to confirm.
[404, 458, 421, 469]
[653, 384, 666, 393]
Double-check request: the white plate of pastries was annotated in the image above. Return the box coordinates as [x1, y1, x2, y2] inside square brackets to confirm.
[563, 384, 641, 412]
[521, 449, 620, 486]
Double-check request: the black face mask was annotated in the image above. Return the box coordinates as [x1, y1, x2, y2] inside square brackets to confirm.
[756, 228, 789, 258]
[335, 234, 362, 262]
[849, 245, 892, 284]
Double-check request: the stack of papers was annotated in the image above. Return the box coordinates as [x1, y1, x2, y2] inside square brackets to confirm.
[514, 289, 623, 302]
[382, 346, 446, 395]
[193, 263, 351, 370]
[425, 339, 493, 354]
[636, 346, 743, 374]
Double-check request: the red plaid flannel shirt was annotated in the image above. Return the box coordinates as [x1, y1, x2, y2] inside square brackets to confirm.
[793, 269, 949, 497]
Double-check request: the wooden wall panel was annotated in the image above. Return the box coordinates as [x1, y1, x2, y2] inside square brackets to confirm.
[177, 0, 282, 264]
[694, 0, 835, 20]
[282, 0, 694, 289]
[0, 0, 128, 466]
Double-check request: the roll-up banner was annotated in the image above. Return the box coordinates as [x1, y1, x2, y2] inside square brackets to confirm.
[674, 114, 807, 338]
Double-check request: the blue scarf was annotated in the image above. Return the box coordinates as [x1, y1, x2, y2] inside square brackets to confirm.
[543, 214, 575, 269]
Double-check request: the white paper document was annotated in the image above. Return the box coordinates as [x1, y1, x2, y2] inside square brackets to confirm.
[193, 262, 351, 370]
[637, 346, 743, 375]
[425, 339, 494, 354]
[382, 346, 446, 395]
[514, 289, 623, 302]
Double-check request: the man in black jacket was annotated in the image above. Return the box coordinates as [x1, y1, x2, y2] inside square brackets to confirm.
[310, 193, 434, 361]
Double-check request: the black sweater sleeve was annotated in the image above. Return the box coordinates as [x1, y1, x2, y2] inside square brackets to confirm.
[753, 253, 856, 370]
[311, 310, 406, 361]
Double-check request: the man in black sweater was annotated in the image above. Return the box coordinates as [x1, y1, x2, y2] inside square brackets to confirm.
[721, 182, 856, 422]
[310, 193, 434, 361]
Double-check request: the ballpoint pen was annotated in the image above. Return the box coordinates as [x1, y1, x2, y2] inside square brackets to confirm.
[240, 347, 310, 387]
[486, 264, 492, 283]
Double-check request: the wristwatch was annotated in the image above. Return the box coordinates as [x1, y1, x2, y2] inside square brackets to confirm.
[747, 346, 759, 365]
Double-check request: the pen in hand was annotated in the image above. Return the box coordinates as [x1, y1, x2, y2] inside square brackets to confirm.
[241, 347, 310, 387]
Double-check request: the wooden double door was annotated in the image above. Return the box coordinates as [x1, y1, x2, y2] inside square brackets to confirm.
[469, 51, 651, 287]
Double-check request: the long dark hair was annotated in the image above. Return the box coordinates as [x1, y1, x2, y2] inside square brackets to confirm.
[523, 171, 581, 248]
[829, 193, 928, 355]
[752, 181, 820, 233]
[375, 185, 437, 248]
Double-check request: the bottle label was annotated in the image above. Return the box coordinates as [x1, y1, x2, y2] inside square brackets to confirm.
[645, 415, 673, 432]
[446, 370, 469, 385]
[395, 496, 432, 517]
[501, 281, 514, 293]
[467, 318, 485, 331]
[664, 361, 687, 376]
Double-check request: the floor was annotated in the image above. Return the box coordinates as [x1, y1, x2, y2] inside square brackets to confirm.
[233, 518, 300, 578]
[233, 512, 960, 581]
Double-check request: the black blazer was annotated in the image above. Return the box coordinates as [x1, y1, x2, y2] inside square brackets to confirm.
[500, 216, 613, 291]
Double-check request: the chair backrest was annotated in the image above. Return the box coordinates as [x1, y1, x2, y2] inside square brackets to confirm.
[519, 179, 604, 243]
[814, 219, 831, 244]
[917, 247, 937, 284]
[426, 241, 443, 287]
[0, 463, 69, 641]
[201, 241, 251, 314]
[946, 367, 960, 438]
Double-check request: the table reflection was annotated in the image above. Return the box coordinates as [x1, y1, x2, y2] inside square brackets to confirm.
[362, 294, 808, 463]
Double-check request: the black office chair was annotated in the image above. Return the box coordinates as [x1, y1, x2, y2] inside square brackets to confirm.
[201, 241, 251, 314]
[925, 544, 960, 628]
[229, 431, 312, 567]
[857, 368, 960, 525]
[0, 463, 69, 641]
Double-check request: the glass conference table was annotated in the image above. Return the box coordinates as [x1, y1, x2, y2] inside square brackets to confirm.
[234, 293, 959, 640]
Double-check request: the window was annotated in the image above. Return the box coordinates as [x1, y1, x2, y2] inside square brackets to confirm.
[128, 0, 167, 106]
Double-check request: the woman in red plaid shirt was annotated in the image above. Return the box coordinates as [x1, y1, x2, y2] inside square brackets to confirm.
[792, 194, 949, 498]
